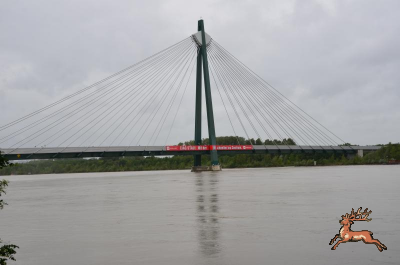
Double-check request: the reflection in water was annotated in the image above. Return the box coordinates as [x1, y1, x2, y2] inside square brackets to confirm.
[195, 174, 221, 257]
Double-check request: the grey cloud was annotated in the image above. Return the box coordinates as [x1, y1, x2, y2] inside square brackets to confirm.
[0, 0, 399, 146]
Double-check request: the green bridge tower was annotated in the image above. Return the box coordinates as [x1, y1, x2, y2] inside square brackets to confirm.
[192, 19, 221, 171]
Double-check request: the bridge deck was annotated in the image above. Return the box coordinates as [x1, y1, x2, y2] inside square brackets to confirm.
[0, 145, 381, 160]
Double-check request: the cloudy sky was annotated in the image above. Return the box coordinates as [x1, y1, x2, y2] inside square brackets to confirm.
[1, 0, 399, 146]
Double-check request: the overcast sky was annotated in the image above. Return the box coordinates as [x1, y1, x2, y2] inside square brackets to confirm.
[1, 0, 399, 146]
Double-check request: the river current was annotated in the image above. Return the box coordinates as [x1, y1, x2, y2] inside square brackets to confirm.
[1, 165, 399, 265]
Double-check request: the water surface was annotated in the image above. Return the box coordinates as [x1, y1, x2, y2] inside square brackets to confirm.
[1, 166, 399, 265]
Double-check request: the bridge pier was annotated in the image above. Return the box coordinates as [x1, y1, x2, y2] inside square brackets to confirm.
[357, 149, 364, 158]
[192, 19, 220, 171]
[194, 21, 203, 167]
[191, 165, 222, 172]
[346, 149, 364, 159]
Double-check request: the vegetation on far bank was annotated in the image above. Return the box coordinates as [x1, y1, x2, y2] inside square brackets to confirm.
[0, 137, 399, 176]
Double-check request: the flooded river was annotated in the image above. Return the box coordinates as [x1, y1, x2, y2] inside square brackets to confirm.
[1, 165, 399, 265]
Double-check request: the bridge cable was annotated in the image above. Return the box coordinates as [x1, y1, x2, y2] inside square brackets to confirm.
[215, 42, 339, 148]
[208, 44, 266, 145]
[106, 42, 196, 147]
[151, 46, 198, 146]
[210, 44, 296, 150]
[64, 40, 196, 148]
[134, 44, 198, 146]
[211, 42, 319, 146]
[0, 38, 193, 146]
[207, 48, 241, 145]
[113, 45, 193, 147]
[212, 42, 332, 146]
[145, 47, 197, 147]
[0, 44, 181, 145]
[36, 40, 194, 149]
[5, 36, 194, 150]
[0, 38, 190, 132]
[209, 44, 268, 144]
[207, 45, 254, 145]
[213, 40, 345, 146]
[65, 41, 196, 153]
[208, 44, 262, 145]
[102, 42, 196, 148]
[83, 41, 197, 147]
[212, 41, 337, 147]
[210, 43, 293, 144]
[210, 44, 298, 151]
[163, 48, 199, 146]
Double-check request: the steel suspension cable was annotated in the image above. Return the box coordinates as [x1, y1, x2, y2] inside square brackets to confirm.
[209, 43, 271, 142]
[213, 40, 345, 145]
[209, 44, 284, 143]
[208, 45, 264, 144]
[149, 46, 198, 146]
[207, 48, 241, 145]
[0, 38, 193, 146]
[33, 41, 195, 149]
[163, 49, 198, 146]
[135, 45, 197, 146]
[0, 37, 190, 132]
[211, 44, 300, 149]
[64, 41, 196, 148]
[81, 41, 197, 147]
[106, 44, 197, 147]
[114, 42, 196, 147]
[211, 43, 318, 146]
[207, 46, 254, 144]
[212, 43, 331, 146]
[5, 38, 194, 151]
[213, 41, 336, 146]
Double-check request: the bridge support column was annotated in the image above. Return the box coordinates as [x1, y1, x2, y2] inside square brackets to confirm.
[194, 25, 203, 167]
[192, 19, 221, 171]
[357, 149, 364, 158]
[199, 20, 219, 167]
[191, 165, 221, 172]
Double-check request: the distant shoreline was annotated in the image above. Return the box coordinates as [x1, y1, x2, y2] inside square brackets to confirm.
[2, 159, 398, 176]
[2, 143, 399, 176]
[3, 163, 399, 177]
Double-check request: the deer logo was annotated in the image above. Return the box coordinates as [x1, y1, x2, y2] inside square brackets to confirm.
[330, 207, 387, 252]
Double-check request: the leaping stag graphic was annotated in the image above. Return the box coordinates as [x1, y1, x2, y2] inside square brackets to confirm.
[329, 207, 387, 252]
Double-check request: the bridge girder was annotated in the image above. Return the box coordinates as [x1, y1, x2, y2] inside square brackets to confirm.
[2, 145, 380, 161]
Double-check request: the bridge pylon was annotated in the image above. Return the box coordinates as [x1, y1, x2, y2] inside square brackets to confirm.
[192, 19, 221, 172]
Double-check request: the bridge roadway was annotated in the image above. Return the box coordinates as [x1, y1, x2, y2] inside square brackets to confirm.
[0, 145, 381, 160]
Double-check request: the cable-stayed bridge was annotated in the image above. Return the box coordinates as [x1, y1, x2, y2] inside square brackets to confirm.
[0, 20, 380, 170]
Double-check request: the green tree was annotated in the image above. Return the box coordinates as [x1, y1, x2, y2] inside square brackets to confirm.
[255, 138, 263, 145]
[0, 152, 18, 265]
[264, 138, 296, 145]
[0, 153, 12, 171]
[339, 143, 358, 146]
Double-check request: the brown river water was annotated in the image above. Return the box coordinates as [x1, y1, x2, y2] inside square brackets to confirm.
[1, 165, 399, 265]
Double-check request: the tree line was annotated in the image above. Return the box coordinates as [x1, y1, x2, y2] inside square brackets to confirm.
[179, 136, 296, 146]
